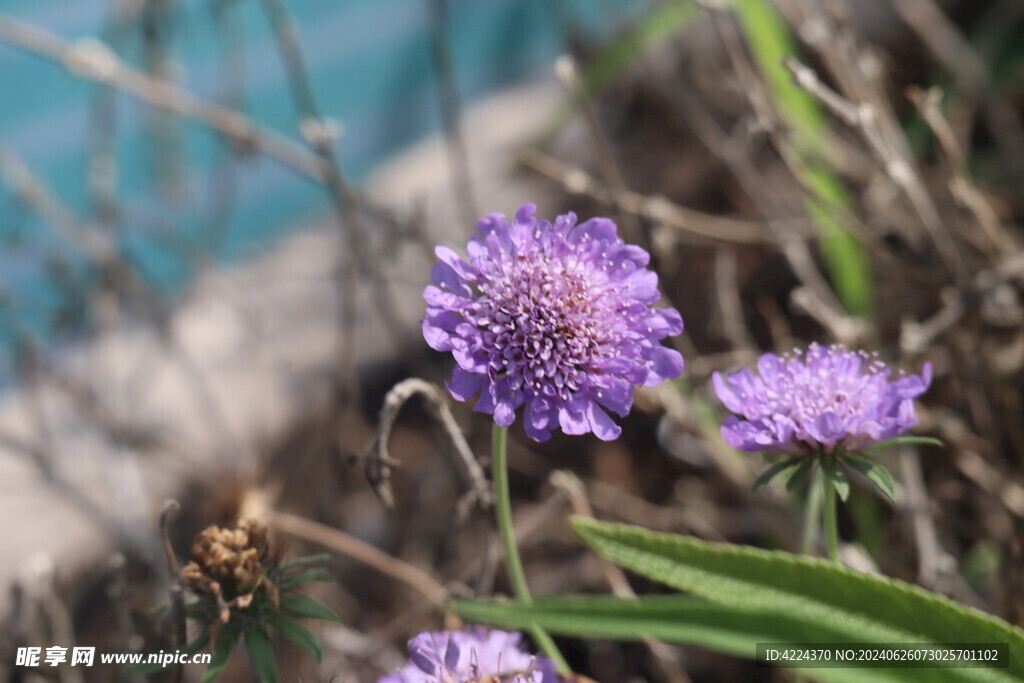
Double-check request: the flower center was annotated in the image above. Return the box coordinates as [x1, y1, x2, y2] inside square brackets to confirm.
[473, 250, 609, 400]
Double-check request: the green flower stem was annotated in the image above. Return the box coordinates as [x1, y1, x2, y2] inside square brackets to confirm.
[801, 466, 823, 556]
[491, 425, 570, 672]
[823, 469, 841, 564]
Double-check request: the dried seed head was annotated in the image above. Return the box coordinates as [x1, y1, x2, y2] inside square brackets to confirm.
[180, 519, 272, 611]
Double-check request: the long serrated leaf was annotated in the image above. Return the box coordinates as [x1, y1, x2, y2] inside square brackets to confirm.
[844, 454, 896, 502]
[281, 594, 343, 623]
[201, 627, 238, 683]
[571, 518, 1024, 682]
[863, 436, 944, 451]
[243, 627, 279, 683]
[751, 457, 800, 494]
[268, 613, 322, 662]
[822, 458, 850, 502]
[453, 595, 946, 683]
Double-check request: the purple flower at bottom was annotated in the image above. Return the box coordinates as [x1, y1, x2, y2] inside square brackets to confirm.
[422, 203, 684, 442]
[713, 343, 932, 455]
[376, 628, 560, 683]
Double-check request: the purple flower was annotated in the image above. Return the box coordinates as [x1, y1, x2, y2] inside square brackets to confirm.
[713, 343, 932, 454]
[422, 203, 684, 442]
[376, 628, 560, 683]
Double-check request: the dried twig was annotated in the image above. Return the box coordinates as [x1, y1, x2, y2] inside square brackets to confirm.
[899, 288, 965, 355]
[358, 378, 492, 519]
[554, 54, 643, 245]
[897, 449, 957, 594]
[521, 149, 779, 244]
[550, 471, 692, 683]
[256, 0, 412, 400]
[894, 0, 1024, 173]
[428, 0, 479, 226]
[782, 57, 968, 284]
[0, 15, 328, 181]
[268, 510, 448, 608]
[714, 248, 756, 350]
[14, 555, 84, 683]
[791, 286, 870, 347]
[907, 86, 1016, 254]
[159, 500, 186, 683]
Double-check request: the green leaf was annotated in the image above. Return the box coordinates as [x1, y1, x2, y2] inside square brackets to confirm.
[751, 457, 800, 494]
[269, 613, 322, 662]
[821, 458, 850, 502]
[571, 518, 1024, 682]
[123, 627, 210, 676]
[454, 595, 951, 683]
[729, 0, 872, 317]
[844, 454, 897, 502]
[243, 627, 279, 683]
[786, 458, 815, 492]
[278, 568, 334, 590]
[582, 2, 699, 94]
[201, 626, 238, 683]
[276, 554, 330, 573]
[863, 436, 944, 451]
[280, 594, 343, 623]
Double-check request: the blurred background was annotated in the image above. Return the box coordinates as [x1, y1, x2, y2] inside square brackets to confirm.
[1, 0, 1023, 680]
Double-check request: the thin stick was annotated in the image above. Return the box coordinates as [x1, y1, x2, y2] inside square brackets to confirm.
[427, 0, 479, 226]
[0, 15, 328, 181]
[551, 471, 692, 683]
[783, 57, 968, 284]
[521, 149, 779, 244]
[359, 378, 492, 518]
[160, 499, 186, 683]
[907, 86, 1016, 254]
[268, 510, 448, 608]
[554, 54, 643, 246]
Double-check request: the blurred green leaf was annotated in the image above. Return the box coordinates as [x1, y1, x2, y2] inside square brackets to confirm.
[786, 458, 815, 492]
[844, 454, 896, 502]
[280, 594, 343, 623]
[277, 554, 330, 573]
[278, 568, 334, 590]
[243, 627, 279, 683]
[571, 518, 1024, 681]
[822, 457, 850, 502]
[582, 2, 699, 93]
[863, 436, 944, 451]
[201, 627, 238, 683]
[269, 613, 323, 662]
[752, 457, 800, 493]
[730, 0, 873, 317]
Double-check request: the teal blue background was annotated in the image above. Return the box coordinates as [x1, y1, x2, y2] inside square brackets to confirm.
[0, 0, 650, 354]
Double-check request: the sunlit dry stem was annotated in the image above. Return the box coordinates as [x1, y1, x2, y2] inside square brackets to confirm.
[160, 499, 186, 683]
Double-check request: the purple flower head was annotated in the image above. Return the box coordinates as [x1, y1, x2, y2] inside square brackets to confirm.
[713, 343, 932, 455]
[376, 628, 560, 683]
[422, 203, 684, 442]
